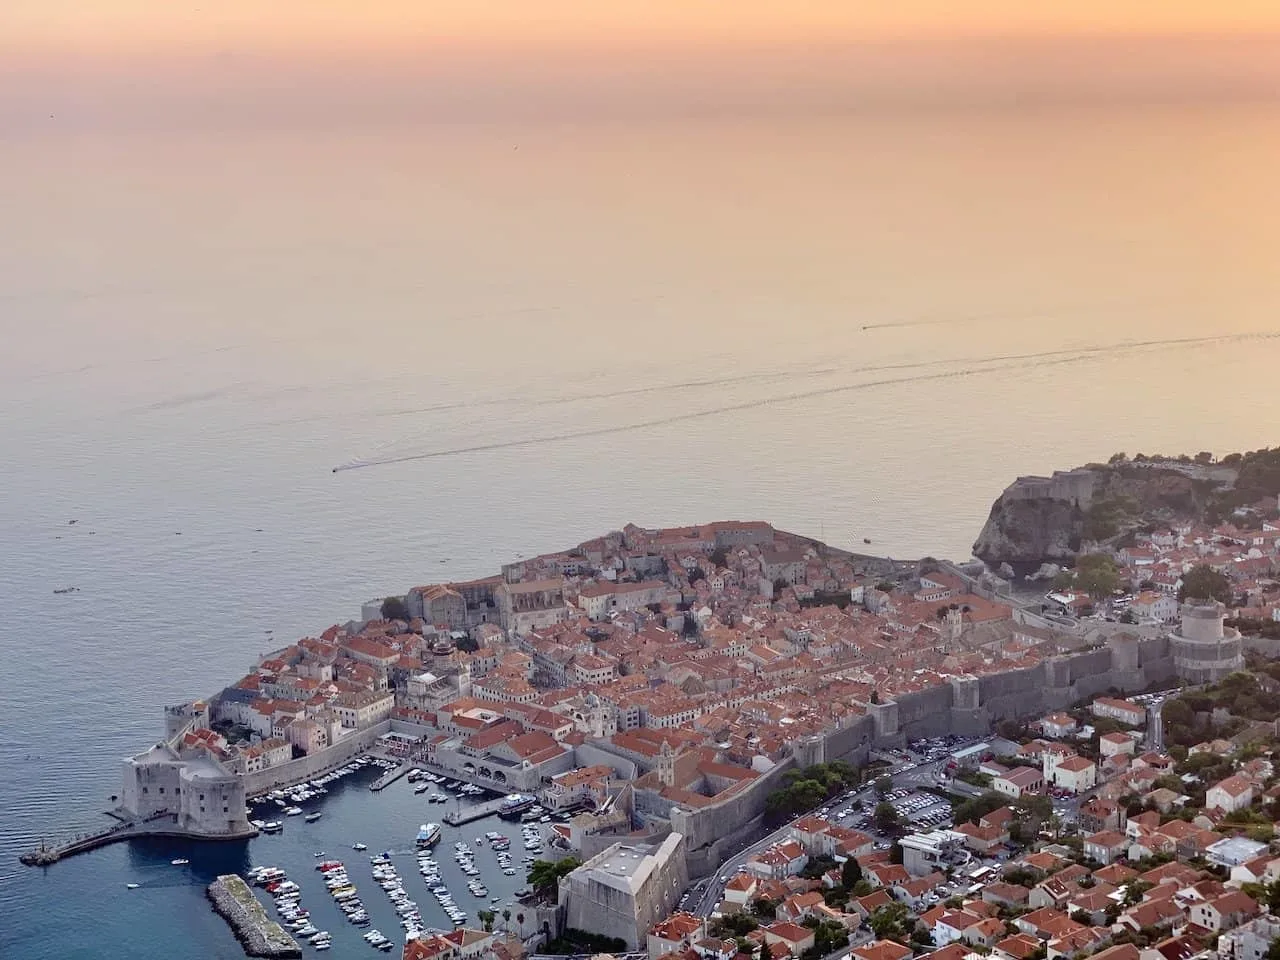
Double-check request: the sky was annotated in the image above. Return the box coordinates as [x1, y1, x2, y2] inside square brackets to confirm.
[8, 1, 1280, 55]
[4, 2, 1280, 127]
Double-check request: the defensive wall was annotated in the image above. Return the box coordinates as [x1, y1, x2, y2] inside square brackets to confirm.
[999, 470, 1097, 508]
[573, 742, 639, 782]
[668, 756, 796, 878]
[562, 833, 689, 949]
[241, 721, 391, 795]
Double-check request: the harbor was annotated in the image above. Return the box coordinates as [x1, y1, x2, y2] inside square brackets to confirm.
[238, 759, 547, 956]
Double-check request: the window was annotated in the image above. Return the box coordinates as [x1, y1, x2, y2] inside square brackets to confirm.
[223, 806, 229, 813]
[200, 806, 205, 812]
[142, 787, 148, 794]
[199, 793, 205, 801]
[158, 787, 165, 794]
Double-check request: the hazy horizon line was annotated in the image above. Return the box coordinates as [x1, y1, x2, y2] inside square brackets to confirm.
[5, 30, 1279, 134]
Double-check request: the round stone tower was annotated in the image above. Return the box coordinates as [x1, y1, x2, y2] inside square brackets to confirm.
[1170, 601, 1243, 683]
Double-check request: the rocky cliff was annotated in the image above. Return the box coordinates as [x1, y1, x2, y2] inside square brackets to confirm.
[972, 458, 1241, 569]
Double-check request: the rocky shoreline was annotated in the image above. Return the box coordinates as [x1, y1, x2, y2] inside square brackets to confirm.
[207, 874, 301, 959]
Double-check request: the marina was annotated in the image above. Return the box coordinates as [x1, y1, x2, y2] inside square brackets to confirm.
[236, 759, 536, 956]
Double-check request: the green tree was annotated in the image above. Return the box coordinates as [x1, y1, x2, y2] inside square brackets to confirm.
[874, 802, 900, 832]
[381, 596, 409, 620]
[1179, 565, 1232, 605]
[1052, 571, 1077, 591]
[841, 857, 863, 889]
[478, 909, 496, 932]
[875, 776, 895, 797]
[455, 635, 480, 653]
[1075, 554, 1120, 600]
[711, 914, 759, 938]
[1124, 881, 1152, 906]
[527, 857, 581, 902]
[869, 902, 910, 939]
[911, 927, 934, 947]
[752, 897, 777, 921]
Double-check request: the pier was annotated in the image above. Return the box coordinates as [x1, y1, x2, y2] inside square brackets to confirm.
[19, 815, 257, 867]
[442, 797, 508, 826]
[369, 761, 411, 791]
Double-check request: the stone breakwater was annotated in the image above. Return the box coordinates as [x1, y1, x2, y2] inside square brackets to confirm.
[206, 875, 301, 959]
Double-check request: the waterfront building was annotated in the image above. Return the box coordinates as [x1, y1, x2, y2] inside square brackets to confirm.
[333, 689, 395, 729]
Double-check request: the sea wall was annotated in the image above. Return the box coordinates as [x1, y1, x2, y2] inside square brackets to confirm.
[241, 722, 391, 796]
[207, 874, 301, 959]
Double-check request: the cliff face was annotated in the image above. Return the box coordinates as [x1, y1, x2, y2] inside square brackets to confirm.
[972, 460, 1235, 569]
[972, 491, 1087, 569]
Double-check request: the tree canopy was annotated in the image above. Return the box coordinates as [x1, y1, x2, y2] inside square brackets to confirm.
[527, 857, 581, 902]
[1074, 554, 1121, 600]
[1179, 564, 1232, 605]
[380, 596, 409, 620]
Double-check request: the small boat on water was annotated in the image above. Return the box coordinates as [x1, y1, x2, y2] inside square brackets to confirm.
[416, 823, 442, 849]
[126, 883, 140, 889]
[262, 821, 283, 833]
[284, 806, 304, 816]
[171, 859, 189, 866]
[304, 812, 323, 822]
[353, 842, 368, 851]
[53, 586, 80, 595]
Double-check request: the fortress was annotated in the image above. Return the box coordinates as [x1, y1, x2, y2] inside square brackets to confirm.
[619, 609, 1241, 878]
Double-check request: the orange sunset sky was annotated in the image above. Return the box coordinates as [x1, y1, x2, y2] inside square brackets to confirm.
[5, 2, 1279, 125]
[8, 1, 1280, 54]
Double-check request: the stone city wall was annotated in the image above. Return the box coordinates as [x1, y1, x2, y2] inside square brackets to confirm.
[669, 757, 795, 860]
[893, 685, 956, 740]
[572, 742, 639, 781]
[562, 835, 689, 949]
[241, 722, 391, 796]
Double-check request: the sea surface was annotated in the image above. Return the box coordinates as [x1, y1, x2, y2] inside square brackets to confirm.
[2, 102, 1279, 958]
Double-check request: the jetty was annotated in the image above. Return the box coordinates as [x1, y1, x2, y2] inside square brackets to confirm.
[207, 874, 301, 959]
[443, 797, 507, 826]
[369, 762, 411, 791]
[19, 815, 257, 867]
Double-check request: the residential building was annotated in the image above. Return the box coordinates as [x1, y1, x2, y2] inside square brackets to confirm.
[1048, 755, 1097, 793]
[1206, 776, 1254, 814]
[1091, 697, 1146, 727]
[994, 766, 1044, 799]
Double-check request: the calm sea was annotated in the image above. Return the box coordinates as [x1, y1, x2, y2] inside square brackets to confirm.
[2, 103, 1278, 958]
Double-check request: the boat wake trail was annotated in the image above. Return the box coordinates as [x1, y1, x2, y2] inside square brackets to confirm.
[858, 295, 1193, 332]
[332, 329, 1278, 472]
